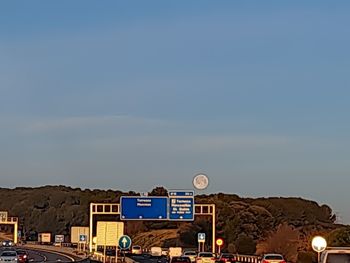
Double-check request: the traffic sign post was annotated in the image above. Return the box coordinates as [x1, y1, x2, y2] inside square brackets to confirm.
[198, 233, 206, 252]
[79, 234, 87, 252]
[55, 235, 64, 246]
[216, 238, 224, 254]
[119, 235, 132, 262]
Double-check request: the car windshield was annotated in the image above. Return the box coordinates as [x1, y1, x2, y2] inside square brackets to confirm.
[133, 246, 141, 249]
[326, 254, 350, 263]
[265, 255, 283, 260]
[1, 252, 17, 257]
[17, 251, 26, 255]
[222, 254, 234, 258]
[185, 252, 197, 255]
[200, 253, 214, 257]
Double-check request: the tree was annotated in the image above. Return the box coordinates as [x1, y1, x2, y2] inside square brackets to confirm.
[263, 223, 300, 262]
[149, 187, 168, 196]
[327, 226, 350, 247]
[235, 234, 256, 255]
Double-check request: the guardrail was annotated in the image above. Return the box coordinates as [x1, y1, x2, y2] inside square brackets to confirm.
[235, 255, 261, 263]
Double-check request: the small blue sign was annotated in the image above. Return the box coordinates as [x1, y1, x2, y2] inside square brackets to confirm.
[79, 234, 87, 242]
[118, 235, 132, 250]
[198, 233, 206, 242]
[168, 191, 194, 197]
[120, 196, 168, 220]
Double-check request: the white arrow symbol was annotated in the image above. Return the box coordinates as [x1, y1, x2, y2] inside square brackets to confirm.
[122, 237, 128, 248]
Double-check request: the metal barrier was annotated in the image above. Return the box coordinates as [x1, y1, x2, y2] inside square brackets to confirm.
[235, 255, 260, 263]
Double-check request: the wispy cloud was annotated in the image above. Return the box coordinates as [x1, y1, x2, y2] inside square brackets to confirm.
[22, 115, 172, 133]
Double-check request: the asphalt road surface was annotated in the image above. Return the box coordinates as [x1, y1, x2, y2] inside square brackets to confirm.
[0, 247, 76, 263]
[131, 254, 167, 263]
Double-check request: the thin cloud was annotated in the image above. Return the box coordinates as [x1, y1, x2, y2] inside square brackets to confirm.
[23, 115, 172, 133]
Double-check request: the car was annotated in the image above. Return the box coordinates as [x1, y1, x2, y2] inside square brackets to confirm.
[1, 240, 14, 247]
[16, 250, 29, 263]
[218, 253, 236, 263]
[0, 250, 18, 263]
[320, 247, 350, 263]
[131, 245, 142, 255]
[171, 257, 191, 263]
[183, 251, 197, 263]
[261, 254, 286, 263]
[196, 252, 216, 263]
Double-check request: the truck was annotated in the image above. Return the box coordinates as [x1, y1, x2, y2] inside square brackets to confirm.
[320, 247, 350, 263]
[38, 233, 51, 244]
[150, 247, 162, 257]
[168, 247, 183, 261]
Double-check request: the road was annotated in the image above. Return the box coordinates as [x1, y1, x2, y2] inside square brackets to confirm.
[0, 247, 77, 263]
[130, 254, 167, 263]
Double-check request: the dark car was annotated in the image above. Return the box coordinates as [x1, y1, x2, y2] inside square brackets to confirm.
[218, 253, 236, 263]
[171, 257, 191, 263]
[16, 250, 29, 263]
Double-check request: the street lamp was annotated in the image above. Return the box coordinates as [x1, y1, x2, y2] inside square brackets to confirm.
[312, 236, 327, 263]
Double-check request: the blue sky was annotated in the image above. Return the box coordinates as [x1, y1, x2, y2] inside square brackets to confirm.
[1, 1, 350, 222]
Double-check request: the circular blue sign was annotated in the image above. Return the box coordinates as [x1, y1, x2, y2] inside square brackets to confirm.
[118, 235, 132, 250]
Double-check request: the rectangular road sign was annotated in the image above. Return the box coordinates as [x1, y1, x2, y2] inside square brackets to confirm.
[169, 190, 194, 221]
[168, 191, 194, 197]
[96, 221, 124, 246]
[120, 196, 168, 220]
[198, 233, 206, 242]
[0, 211, 8, 222]
[169, 196, 194, 220]
[55, 235, 64, 243]
[71, 227, 90, 244]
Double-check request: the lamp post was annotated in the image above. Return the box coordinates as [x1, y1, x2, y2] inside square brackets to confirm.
[312, 236, 327, 263]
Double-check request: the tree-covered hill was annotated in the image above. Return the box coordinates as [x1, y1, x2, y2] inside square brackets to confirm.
[0, 185, 342, 255]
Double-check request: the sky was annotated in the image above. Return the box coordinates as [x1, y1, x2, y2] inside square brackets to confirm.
[1, 1, 350, 222]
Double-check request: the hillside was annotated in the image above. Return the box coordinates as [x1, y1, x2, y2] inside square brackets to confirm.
[0, 185, 342, 253]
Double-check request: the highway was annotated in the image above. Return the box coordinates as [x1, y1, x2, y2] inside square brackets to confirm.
[130, 254, 167, 263]
[0, 247, 77, 263]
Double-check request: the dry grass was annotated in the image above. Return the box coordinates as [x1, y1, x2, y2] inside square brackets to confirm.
[132, 229, 178, 248]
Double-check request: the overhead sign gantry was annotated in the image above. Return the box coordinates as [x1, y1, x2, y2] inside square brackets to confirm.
[89, 191, 215, 253]
[0, 211, 19, 244]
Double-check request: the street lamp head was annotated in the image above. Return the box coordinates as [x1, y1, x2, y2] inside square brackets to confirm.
[312, 236, 327, 253]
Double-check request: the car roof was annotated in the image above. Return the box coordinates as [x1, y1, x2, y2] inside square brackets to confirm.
[263, 254, 284, 258]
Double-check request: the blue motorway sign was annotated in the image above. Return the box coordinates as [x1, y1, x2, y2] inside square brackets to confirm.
[118, 235, 132, 250]
[169, 191, 194, 221]
[120, 196, 168, 220]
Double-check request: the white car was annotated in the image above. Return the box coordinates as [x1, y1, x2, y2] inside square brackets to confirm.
[261, 254, 285, 263]
[196, 252, 216, 263]
[131, 245, 142, 255]
[0, 250, 18, 263]
[183, 251, 197, 263]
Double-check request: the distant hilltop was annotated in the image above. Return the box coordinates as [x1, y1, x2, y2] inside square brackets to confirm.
[0, 185, 345, 261]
